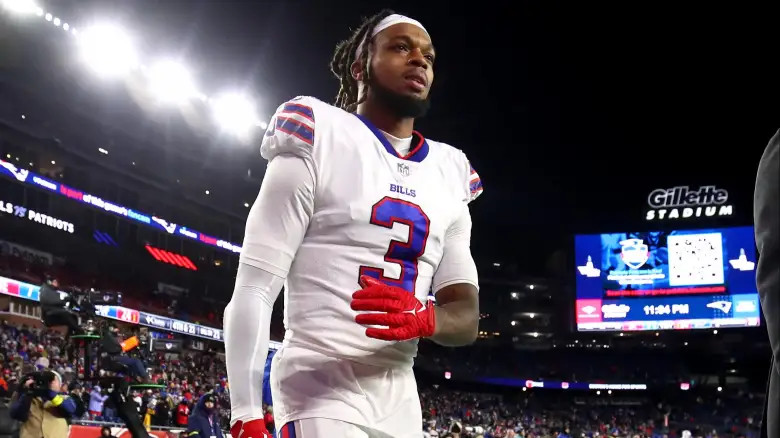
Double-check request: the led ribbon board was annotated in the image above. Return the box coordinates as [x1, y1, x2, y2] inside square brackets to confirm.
[0, 159, 241, 254]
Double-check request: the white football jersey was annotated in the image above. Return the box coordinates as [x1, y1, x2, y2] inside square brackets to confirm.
[260, 96, 482, 368]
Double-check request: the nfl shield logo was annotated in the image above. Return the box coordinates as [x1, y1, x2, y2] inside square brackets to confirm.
[619, 238, 649, 269]
[397, 163, 410, 176]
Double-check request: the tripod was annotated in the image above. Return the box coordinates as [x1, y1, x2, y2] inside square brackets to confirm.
[71, 325, 165, 438]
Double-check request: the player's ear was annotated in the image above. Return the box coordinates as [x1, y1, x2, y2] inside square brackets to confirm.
[351, 59, 364, 82]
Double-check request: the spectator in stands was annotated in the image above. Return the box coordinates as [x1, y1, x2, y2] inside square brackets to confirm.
[99, 426, 114, 438]
[175, 399, 190, 428]
[67, 384, 86, 420]
[153, 396, 170, 426]
[187, 393, 223, 438]
[9, 370, 78, 438]
[0, 374, 8, 398]
[88, 385, 108, 419]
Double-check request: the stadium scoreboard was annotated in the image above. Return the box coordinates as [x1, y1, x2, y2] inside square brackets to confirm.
[575, 226, 759, 332]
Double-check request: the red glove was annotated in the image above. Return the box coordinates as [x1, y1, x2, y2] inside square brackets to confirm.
[231, 419, 272, 438]
[351, 275, 436, 341]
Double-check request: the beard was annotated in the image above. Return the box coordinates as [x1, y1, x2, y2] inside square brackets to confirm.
[368, 75, 431, 119]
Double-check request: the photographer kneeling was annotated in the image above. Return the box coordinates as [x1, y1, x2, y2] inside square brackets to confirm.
[9, 370, 78, 438]
[39, 278, 80, 338]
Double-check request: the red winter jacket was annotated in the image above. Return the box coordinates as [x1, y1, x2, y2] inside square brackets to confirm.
[176, 403, 190, 426]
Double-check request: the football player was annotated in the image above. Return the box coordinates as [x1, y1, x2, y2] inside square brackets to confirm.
[225, 10, 482, 438]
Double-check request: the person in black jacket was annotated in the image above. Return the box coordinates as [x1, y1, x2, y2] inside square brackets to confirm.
[39, 279, 80, 337]
[756, 129, 779, 438]
[100, 326, 148, 382]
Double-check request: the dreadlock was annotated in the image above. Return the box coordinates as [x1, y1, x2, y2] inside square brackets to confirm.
[330, 9, 395, 113]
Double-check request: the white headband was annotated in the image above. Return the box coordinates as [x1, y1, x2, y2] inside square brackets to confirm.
[355, 14, 429, 58]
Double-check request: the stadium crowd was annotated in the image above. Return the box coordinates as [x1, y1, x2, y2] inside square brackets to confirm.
[0, 318, 764, 438]
[420, 388, 762, 438]
[0, 246, 765, 437]
[0, 321, 234, 431]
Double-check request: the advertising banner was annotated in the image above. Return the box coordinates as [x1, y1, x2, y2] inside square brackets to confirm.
[0, 240, 54, 265]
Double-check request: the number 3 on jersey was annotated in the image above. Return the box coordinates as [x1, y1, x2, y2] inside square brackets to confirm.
[358, 197, 431, 294]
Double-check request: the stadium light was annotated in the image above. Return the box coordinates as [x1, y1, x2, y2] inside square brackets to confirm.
[243, 202, 250, 208]
[147, 59, 198, 104]
[78, 23, 139, 79]
[2, 0, 37, 14]
[52, 16, 60, 26]
[212, 92, 258, 138]
[717, 386, 722, 392]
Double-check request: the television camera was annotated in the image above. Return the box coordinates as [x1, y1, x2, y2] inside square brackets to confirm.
[61, 288, 156, 438]
[65, 287, 123, 324]
[18, 370, 58, 398]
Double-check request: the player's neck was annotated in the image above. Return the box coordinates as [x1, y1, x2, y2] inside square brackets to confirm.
[356, 102, 415, 139]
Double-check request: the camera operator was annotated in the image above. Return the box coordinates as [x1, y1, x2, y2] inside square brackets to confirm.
[39, 279, 80, 337]
[100, 325, 148, 383]
[9, 370, 78, 438]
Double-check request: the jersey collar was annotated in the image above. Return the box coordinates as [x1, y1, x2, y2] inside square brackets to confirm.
[354, 113, 429, 163]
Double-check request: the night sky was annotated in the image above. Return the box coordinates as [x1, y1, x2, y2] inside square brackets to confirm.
[26, 1, 780, 274]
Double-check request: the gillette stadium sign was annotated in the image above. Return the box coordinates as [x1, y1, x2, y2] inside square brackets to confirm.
[645, 185, 733, 221]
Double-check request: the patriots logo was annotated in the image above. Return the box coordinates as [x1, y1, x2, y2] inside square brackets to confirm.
[1, 161, 29, 182]
[152, 216, 177, 234]
[707, 301, 732, 314]
[620, 238, 649, 269]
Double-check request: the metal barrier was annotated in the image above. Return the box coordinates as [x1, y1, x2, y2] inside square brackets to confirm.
[69, 421, 186, 438]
